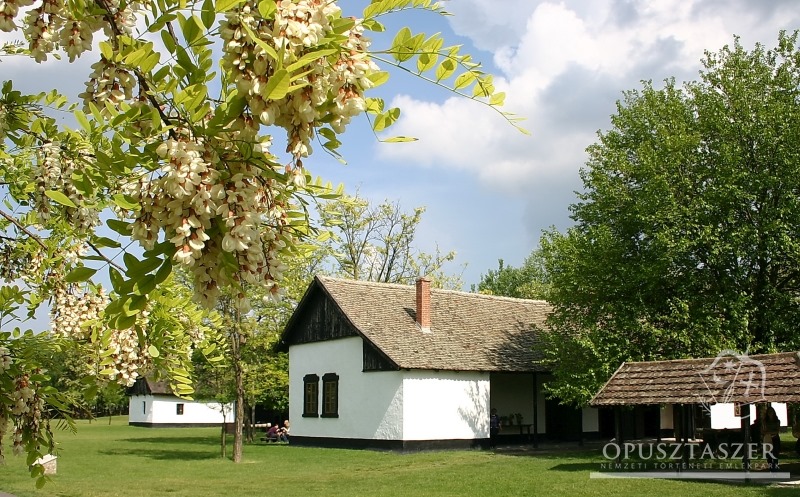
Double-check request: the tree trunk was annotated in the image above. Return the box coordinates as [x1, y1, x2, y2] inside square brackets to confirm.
[232, 310, 245, 463]
[220, 415, 227, 459]
[249, 404, 257, 443]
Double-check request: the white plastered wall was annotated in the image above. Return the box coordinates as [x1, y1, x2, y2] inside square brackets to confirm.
[289, 336, 405, 440]
[710, 402, 788, 429]
[128, 395, 230, 424]
[402, 371, 490, 440]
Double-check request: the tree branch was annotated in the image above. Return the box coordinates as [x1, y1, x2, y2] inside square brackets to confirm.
[0, 209, 47, 250]
[86, 241, 125, 272]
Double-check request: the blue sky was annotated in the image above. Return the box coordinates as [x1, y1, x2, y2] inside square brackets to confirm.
[4, 1, 800, 291]
[313, 1, 800, 288]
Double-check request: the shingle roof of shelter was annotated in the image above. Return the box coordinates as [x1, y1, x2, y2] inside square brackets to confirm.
[286, 276, 552, 373]
[591, 351, 800, 406]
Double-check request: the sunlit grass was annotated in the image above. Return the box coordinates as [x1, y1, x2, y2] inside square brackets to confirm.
[1, 417, 797, 496]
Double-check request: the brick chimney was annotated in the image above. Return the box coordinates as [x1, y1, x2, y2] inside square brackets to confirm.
[415, 277, 431, 332]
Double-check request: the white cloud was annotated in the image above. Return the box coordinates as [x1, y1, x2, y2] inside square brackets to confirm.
[377, 0, 800, 195]
[370, 0, 800, 279]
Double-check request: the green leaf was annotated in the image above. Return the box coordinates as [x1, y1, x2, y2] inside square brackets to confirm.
[417, 52, 438, 74]
[201, 0, 215, 28]
[361, 19, 384, 32]
[263, 69, 291, 100]
[112, 193, 140, 210]
[44, 190, 77, 208]
[129, 294, 148, 311]
[148, 344, 160, 358]
[286, 49, 337, 73]
[363, 0, 393, 19]
[154, 259, 172, 285]
[367, 71, 390, 88]
[161, 29, 175, 54]
[382, 136, 418, 143]
[115, 313, 137, 330]
[372, 107, 401, 132]
[435, 58, 456, 82]
[365, 97, 384, 114]
[133, 274, 156, 295]
[99, 41, 113, 61]
[490, 91, 506, 106]
[242, 23, 279, 62]
[74, 110, 91, 132]
[109, 267, 124, 293]
[65, 266, 98, 283]
[107, 219, 132, 236]
[127, 256, 163, 278]
[454, 71, 476, 91]
[93, 237, 122, 249]
[258, 0, 276, 18]
[215, 0, 244, 13]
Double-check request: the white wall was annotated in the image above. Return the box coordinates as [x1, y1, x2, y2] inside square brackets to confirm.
[582, 407, 599, 432]
[128, 395, 231, 425]
[289, 336, 405, 440]
[403, 371, 489, 440]
[710, 402, 788, 429]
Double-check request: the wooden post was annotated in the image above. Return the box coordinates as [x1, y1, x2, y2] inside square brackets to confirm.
[615, 406, 623, 462]
[741, 404, 751, 482]
[532, 372, 539, 448]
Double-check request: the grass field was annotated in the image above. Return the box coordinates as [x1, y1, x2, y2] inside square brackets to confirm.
[1, 417, 798, 496]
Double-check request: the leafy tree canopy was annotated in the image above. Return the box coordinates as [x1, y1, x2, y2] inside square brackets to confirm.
[539, 31, 800, 406]
[474, 252, 550, 300]
[0, 0, 518, 480]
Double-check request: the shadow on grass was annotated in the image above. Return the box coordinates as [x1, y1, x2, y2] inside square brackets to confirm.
[118, 436, 219, 445]
[546, 462, 600, 472]
[100, 447, 218, 461]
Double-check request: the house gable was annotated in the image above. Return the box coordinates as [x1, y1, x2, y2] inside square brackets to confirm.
[281, 283, 360, 345]
[363, 340, 399, 372]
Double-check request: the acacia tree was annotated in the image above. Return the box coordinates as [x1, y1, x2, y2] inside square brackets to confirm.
[318, 193, 464, 288]
[0, 0, 518, 478]
[539, 31, 800, 406]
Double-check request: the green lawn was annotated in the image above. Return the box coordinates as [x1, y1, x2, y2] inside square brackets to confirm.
[1, 418, 798, 497]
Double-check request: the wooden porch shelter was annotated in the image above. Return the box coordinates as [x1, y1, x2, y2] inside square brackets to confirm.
[590, 351, 800, 468]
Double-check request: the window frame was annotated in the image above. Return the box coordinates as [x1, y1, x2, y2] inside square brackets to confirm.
[321, 373, 339, 418]
[303, 374, 320, 417]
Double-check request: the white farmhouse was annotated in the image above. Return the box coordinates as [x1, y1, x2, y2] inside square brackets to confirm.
[127, 377, 233, 427]
[278, 276, 601, 449]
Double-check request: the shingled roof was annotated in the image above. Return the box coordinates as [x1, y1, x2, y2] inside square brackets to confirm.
[591, 351, 800, 406]
[127, 377, 172, 396]
[282, 275, 552, 373]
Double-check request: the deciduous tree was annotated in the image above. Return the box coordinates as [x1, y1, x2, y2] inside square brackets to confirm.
[539, 31, 800, 406]
[319, 193, 464, 288]
[474, 253, 550, 300]
[0, 0, 516, 479]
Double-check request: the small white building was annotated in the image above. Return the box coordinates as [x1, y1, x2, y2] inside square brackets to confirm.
[278, 276, 600, 449]
[127, 377, 233, 428]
